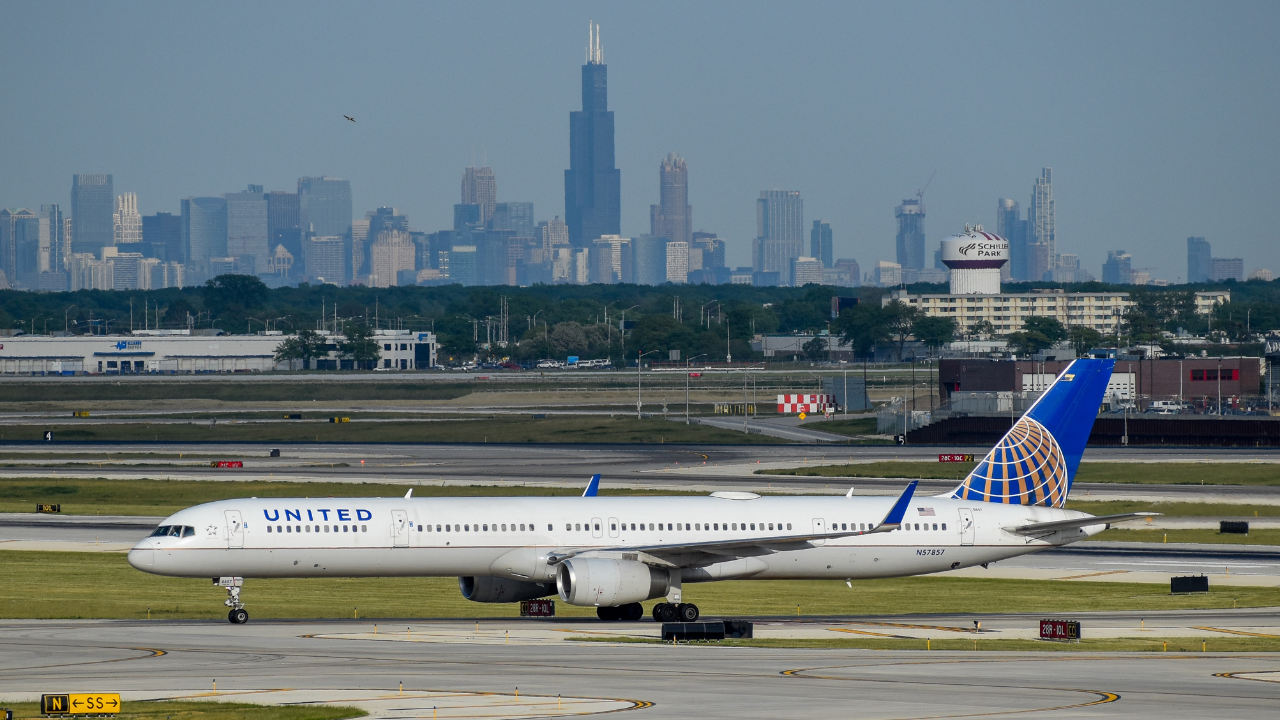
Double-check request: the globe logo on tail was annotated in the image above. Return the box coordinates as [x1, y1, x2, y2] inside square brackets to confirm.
[953, 416, 1070, 508]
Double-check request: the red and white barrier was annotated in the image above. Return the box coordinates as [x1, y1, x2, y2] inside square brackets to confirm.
[776, 394, 836, 414]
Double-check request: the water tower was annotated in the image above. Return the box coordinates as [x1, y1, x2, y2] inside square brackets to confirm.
[941, 225, 1009, 295]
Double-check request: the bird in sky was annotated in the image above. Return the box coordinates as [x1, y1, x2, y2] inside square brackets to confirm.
[343, 115, 356, 123]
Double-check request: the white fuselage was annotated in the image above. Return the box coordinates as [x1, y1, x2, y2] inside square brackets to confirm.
[128, 493, 1104, 586]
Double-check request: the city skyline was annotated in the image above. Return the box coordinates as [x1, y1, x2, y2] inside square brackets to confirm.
[2, 3, 1276, 281]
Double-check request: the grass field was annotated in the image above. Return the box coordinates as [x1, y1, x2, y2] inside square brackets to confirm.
[574, 636, 1280, 652]
[799, 417, 879, 436]
[2, 701, 364, 720]
[0, 478, 704, 516]
[1067, 500, 1280, 517]
[0, 415, 785, 445]
[761, 461, 1280, 486]
[2, 550, 1275, 621]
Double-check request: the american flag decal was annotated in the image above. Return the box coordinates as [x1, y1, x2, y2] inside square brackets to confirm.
[917, 507, 936, 516]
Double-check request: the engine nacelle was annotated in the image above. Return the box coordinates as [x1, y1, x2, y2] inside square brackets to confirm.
[458, 575, 554, 603]
[555, 558, 670, 607]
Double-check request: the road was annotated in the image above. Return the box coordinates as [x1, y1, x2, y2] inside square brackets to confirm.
[1, 612, 1278, 719]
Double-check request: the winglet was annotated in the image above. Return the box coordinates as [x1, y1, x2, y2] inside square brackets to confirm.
[404, 488, 413, 499]
[582, 474, 601, 497]
[879, 481, 918, 529]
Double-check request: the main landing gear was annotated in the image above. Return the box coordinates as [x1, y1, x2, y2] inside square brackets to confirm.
[651, 602, 699, 622]
[218, 577, 248, 624]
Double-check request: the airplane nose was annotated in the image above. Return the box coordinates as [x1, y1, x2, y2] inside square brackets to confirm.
[128, 546, 154, 569]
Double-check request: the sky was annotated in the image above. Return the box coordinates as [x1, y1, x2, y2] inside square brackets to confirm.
[2, 1, 1278, 281]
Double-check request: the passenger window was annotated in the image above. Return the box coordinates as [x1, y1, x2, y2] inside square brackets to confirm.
[768, 523, 773, 530]
[286, 526, 292, 533]
[305, 525, 310, 533]
[594, 524, 600, 531]
[501, 524, 506, 531]
[267, 526, 273, 533]
[361, 525, 367, 532]
[787, 523, 792, 530]
[933, 524, 938, 531]
[343, 525, 349, 532]
[942, 523, 947, 530]
[574, 524, 580, 531]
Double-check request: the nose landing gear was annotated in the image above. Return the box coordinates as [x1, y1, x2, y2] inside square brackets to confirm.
[216, 577, 248, 624]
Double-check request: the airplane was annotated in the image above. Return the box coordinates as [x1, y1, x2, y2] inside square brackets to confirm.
[129, 358, 1156, 624]
[343, 115, 356, 122]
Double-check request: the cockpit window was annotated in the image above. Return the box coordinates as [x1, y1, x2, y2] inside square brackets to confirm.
[150, 525, 172, 537]
[151, 525, 194, 538]
[182, 526, 195, 537]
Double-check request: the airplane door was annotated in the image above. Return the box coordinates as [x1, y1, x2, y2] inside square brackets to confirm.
[225, 510, 244, 548]
[958, 508, 975, 546]
[608, 517, 620, 538]
[391, 510, 409, 547]
[591, 517, 603, 539]
[812, 518, 826, 546]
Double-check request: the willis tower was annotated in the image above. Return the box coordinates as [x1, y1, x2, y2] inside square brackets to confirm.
[565, 22, 621, 247]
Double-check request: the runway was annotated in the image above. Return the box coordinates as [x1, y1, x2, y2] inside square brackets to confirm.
[1, 614, 1278, 719]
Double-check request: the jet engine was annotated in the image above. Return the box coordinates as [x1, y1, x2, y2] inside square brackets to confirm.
[555, 558, 671, 607]
[458, 575, 554, 603]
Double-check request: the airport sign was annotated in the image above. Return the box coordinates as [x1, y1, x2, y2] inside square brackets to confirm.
[41, 694, 120, 715]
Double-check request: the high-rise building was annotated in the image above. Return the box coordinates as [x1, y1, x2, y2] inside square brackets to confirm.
[1102, 250, 1133, 284]
[38, 204, 64, 275]
[1028, 168, 1055, 277]
[1210, 257, 1244, 282]
[181, 197, 228, 270]
[1187, 237, 1212, 283]
[665, 241, 689, 284]
[71, 174, 114, 254]
[997, 198, 1032, 281]
[304, 235, 346, 285]
[0, 209, 37, 286]
[894, 198, 925, 270]
[834, 258, 861, 288]
[810, 221, 833, 268]
[631, 234, 669, 285]
[142, 212, 181, 263]
[491, 202, 535, 237]
[368, 229, 416, 288]
[691, 232, 725, 271]
[449, 245, 479, 286]
[462, 167, 497, 224]
[565, 22, 621, 247]
[266, 191, 301, 266]
[297, 177, 352, 238]
[791, 256, 824, 286]
[540, 216, 569, 251]
[224, 187, 269, 274]
[113, 192, 142, 246]
[754, 190, 803, 280]
[650, 153, 691, 246]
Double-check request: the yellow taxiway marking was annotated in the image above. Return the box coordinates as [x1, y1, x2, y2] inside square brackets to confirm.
[1055, 570, 1130, 580]
[1194, 626, 1280, 638]
[827, 627, 914, 639]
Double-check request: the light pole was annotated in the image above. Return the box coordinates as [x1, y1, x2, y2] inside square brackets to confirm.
[64, 305, 77, 334]
[685, 354, 708, 424]
[637, 349, 657, 419]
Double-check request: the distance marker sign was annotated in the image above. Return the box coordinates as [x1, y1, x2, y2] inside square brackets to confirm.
[41, 694, 120, 715]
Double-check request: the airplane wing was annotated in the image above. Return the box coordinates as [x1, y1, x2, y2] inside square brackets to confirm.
[548, 481, 917, 567]
[1005, 512, 1160, 536]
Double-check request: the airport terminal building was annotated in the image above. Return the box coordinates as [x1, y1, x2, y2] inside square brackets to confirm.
[0, 329, 437, 375]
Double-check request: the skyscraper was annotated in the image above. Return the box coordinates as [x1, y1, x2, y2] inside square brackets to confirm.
[1028, 168, 1055, 279]
[142, 212, 181, 262]
[71, 174, 114, 254]
[461, 167, 497, 224]
[1187, 236, 1211, 283]
[297, 177, 352, 238]
[491, 202, 535, 237]
[810, 221, 833, 268]
[181, 197, 228, 268]
[565, 22, 621, 247]
[754, 190, 803, 281]
[894, 198, 925, 270]
[1102, 250, 1132, 284]
[997, 198, 1031, 281]
[114, 192, 142, 246]
[224, 187, 269, 274]
[38, 204, 64, 274]
[266, 191, 301, 277]
[650, 153, 692, 245]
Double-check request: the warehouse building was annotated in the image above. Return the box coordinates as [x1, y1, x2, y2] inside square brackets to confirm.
[0, 329, 437, 375]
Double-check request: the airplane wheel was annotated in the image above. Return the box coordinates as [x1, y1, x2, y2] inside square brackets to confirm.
[651, 603, 667, 621]
[621, 603, 644, 622]
[596, 606, 618, 621]
[657, 603, 680, 623]
[678, 603, 699, 622]
[230, 608, 249, 624]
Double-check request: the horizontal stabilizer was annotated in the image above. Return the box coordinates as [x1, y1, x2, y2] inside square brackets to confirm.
[1007, 512, 1160, 536]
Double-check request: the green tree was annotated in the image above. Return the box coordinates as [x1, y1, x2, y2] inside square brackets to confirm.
[834, 304, 890, 358]
[967, 319, 995, 339]
[1068, 326, 1103, 354]
[203, 274, 268, 316]
[273, 329, 325, 367]
[883, 300, 920, 360]
[1022, 316, 1067, 344]
[911, 316, 957, 351]
[803, 336, 828, 361]
[338, 324, 381, 369]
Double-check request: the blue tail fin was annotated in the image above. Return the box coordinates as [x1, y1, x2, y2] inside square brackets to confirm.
[951, 358, 1113, 508]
